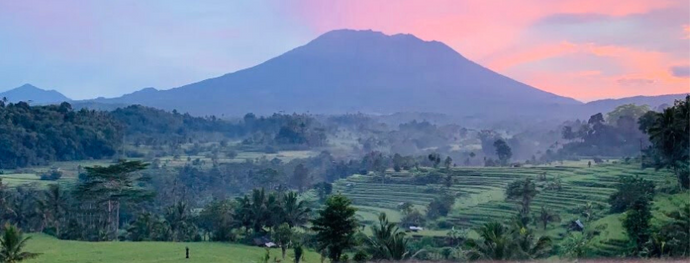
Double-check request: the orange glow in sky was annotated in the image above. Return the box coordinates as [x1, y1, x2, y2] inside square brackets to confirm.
[291, 0, 690, 101]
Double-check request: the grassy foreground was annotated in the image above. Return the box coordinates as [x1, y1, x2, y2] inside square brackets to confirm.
[25, 234, 322, 263]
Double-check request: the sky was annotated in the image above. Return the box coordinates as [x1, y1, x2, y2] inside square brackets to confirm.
[0, 0, 688, 101]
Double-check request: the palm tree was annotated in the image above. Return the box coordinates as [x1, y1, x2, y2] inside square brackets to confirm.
[0, 224, 39, 263]
[281, 192, 310, 228]
[42, 184, 68, 236]
[464, 222, 512, 260]
[511, 221, 552, 260]
[249, 189, 269, 233]
[366, 213, 416, 260]
[560, 232, 593, 259]
[165, 202, 192, 241]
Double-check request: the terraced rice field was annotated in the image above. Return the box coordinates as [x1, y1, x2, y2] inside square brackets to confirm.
[334, 160, 680, 256]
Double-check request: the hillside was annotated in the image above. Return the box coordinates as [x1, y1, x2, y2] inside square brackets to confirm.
[93, 29, 580, 119]
[582, 93, 688, 115]
[0, 84, 71, 104]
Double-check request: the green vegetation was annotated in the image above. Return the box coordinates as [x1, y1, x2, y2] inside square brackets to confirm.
[23, 234, 321, 263]
[0, 97, 687, 262]
[0, 102, 121, 169]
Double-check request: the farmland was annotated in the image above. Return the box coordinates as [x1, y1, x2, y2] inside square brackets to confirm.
[334, 160, 686, 257]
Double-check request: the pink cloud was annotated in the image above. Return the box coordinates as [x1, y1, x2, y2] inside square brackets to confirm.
[287, 0, 689, 100]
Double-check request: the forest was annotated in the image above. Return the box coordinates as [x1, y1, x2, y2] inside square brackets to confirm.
[0, 96, 687, 262]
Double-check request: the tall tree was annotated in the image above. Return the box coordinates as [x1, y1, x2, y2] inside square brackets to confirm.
[537, 206, 561, 230]
[40, 184, 68, 237]
[311, 195, 358, 262]
[608, 175, 655, 213]
[273, 223, 292, 259]
[291, 164, 310, 192]
[366, 213, 413, 261]
[74, 160, 152, 240]
[465, 222, 512, 260]
[623, 197, 652, 254]
[505, 178, 538, 217]
[280, 192, 310, 228]
[641, 95, 689, 189]
[494, 139, 512, 165]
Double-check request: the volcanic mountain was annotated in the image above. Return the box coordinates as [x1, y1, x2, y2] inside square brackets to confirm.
[97, 29, 581, 118]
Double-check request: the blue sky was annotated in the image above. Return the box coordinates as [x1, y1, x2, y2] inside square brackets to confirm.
[0, 0, 687, 101]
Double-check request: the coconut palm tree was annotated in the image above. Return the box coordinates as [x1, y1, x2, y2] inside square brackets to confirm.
[511, 221, 553, 260]
[42, 184, 68, 236]
[281, 192, 310, 228]
[0, 224, 39, 263]
[465, 222, 512, 260]
[366, 213, 417, 260]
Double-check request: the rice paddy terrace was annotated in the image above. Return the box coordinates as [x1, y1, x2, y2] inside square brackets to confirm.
[333, 160, 680, 256]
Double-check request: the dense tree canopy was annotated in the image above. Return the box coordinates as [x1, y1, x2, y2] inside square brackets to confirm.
[640, 96, 689, 189]
[0, 102, 122, 169]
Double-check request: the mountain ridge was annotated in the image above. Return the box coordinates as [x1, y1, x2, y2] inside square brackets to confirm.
[91, 29, 580, 118]
[0, 84, 71, 104]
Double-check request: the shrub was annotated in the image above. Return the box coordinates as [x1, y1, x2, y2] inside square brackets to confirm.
[40, 169, 63, 181]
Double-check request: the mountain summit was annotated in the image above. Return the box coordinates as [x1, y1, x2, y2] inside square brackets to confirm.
[0, 84, 71, 104]
[99, 29, 581, 117]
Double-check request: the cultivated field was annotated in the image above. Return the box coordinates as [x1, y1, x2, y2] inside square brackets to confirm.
[333, 160, 686, 257]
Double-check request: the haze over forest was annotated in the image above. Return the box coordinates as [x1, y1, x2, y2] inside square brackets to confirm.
[0, 1, 688, 263]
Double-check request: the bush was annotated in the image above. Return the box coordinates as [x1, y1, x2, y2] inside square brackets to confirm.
[353, 251, 369, 263]
[40, 169, 63, 181]
[608, 175, 655, 213]
[435, 218, 454, 229]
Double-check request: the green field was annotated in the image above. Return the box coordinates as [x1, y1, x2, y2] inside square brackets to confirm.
[25, 234, 322, 263]
[0, 149, 319, 190]
[333, 160, 687, 256]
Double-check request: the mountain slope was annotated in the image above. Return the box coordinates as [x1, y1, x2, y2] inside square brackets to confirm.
[583, 93, 688, 114]
[97, 29, 580, 117]
[1, 84, 71, 104]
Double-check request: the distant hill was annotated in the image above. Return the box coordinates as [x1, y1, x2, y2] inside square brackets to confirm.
[582, 94, 688, 115]
[0, 84, 71, 104]
[92, 29, 580, 119]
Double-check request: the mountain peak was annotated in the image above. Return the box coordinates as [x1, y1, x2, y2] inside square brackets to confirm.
[16, 83, 41, 90]
[100, 29, 580, 118]
[1, 84, 71, 104]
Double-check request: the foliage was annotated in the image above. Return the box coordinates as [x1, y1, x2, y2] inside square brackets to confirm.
[197, 199, 235, 242]
[607, 104, 650, 124]
[426, 193, 455, 219]
[0, 102, 121, 169]
[464, 221, 551, 261]
[366, 213, 415, 261]
[273, 223, 292, 259]
[623, 197, 652, 254]
[0, 224, 39, 263]
[643, 204, 690, 258]
[640, 95, 689, 189]
[608, 175, 655, 213]
[311, 194, 358, 262]
[559, 105, 651, 158]
[73, 160, 152, 240]
[493, 139, 512, 165]
[559, 232, 594, 259]
[505, 177, 538, 216]
[537, 206, 561, 230]
[39, 169, 62, 181]
[464, 222, 511, 260]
